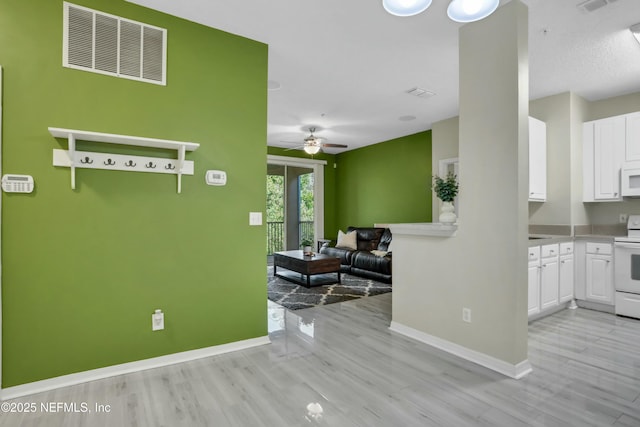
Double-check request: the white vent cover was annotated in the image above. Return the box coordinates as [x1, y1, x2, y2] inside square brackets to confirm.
[63, 2, 166, 85]
[577, 0, 618, 13]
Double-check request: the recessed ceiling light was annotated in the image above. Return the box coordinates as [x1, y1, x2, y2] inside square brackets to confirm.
[267, 80, 281, 90]
[447, 0, 499, 23]
[383, 0, 433, 17]
[399, 115, 417, 121]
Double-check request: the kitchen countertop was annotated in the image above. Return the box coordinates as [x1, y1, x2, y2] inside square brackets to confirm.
[528, 234, 621, 246]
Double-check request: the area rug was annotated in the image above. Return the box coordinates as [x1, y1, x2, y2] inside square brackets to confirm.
[267, 266, 392, 310]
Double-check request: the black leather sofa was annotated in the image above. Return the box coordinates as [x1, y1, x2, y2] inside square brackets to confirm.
[320, 226, 392, 283]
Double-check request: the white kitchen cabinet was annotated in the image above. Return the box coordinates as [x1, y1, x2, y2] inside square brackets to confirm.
[540, 244, 559, 311]
[558, 242, 574, 304]
[625, 112, 640, 161]
[529, 117, 547, 202]
[529, 242, 575, 319]
[583, 116, 626, 201]
[528, 246, 541, 317]
[585, 242, 614, 304]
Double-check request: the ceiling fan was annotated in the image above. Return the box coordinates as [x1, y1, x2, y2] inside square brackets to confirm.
[285, 128, 347, 155]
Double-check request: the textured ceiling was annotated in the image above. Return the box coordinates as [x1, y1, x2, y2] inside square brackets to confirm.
[126, 0, 640, 153]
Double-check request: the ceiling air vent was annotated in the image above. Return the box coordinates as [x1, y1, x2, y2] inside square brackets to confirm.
[63, 2, 167, 85]
[577, 0, 617, 13]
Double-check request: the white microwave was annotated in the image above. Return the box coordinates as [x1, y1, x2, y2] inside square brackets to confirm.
[622, 161, 640, 197]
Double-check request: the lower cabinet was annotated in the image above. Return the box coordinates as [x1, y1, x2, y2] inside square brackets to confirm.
[528, 246, 541, 317]
[528, 242, 574, 319]
[540, 247, 559, 311]
[585, 242, 614, 304]
[559, 254, 574, 303]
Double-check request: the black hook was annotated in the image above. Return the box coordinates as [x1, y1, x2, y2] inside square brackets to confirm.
[165, 163, 175, 170]
[80, 156, 93, 164]
[145, 162, 156, 169]
[104, 159, 116, 166]
[124, 160, 137, 167]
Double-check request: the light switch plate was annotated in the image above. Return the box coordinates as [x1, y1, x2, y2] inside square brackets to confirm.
[249, 212, 262, 226]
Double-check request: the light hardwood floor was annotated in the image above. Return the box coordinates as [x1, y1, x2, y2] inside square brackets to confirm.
[1, 293, 639, 426]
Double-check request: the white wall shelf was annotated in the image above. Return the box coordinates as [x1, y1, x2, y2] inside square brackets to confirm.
[49, 127, 199, 193]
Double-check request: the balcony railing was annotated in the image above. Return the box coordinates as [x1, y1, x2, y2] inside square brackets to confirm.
[266, 220, 315, 255]
[299, 221, 314, 246]
[267, 221, 284, 255]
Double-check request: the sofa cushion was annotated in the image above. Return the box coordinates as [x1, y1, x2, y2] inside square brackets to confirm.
[336, 229, 357, 250]
[347, 227, 385, 252]
[377, 228, 392, 251]
[319, 246, 353, 266]
[352, 250, 392, 276]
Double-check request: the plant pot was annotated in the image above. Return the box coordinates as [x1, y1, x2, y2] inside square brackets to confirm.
[303, 246, 313, 256]
[439, 201, 457, 224]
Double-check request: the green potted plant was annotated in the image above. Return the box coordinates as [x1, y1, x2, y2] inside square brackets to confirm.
[300, 238, 314, 256]
[432, 172, 459, 224]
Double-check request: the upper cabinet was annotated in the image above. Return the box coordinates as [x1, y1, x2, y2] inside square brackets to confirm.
[583, 115, 626, 202]
[529, 117, 547, 202]
[626, 112, 640, 161]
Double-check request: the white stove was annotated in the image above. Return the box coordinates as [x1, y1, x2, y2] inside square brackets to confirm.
[614, 215, 640, 319]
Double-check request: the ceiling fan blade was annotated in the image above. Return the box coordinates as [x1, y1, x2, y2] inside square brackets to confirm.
[284, 145, 304, 151]
[321, 143, 348, 148]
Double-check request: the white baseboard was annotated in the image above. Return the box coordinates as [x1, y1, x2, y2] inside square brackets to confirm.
[1, 336, 270, 400]
[389, 321, 532, 379]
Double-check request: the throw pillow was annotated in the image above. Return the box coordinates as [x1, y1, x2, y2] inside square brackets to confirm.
[336, 230, 357, 250]
[386, 240, 394, 253]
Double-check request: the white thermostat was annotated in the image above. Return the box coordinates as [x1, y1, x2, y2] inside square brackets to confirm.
[205, 170, 227, 186]
[2, 174, 34, 193]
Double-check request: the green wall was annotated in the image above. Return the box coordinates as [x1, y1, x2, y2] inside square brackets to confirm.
[334, 131, 432, 232]
[266, 147, 337, 240]
[1, 0, 268, 387]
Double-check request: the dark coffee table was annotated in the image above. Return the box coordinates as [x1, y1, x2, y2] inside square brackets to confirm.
[273, 250, 341, 287]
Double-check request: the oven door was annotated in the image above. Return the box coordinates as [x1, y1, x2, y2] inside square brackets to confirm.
[614, 242, 640, 293]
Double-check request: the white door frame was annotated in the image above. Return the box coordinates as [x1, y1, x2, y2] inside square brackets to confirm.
[267, 155, 326, 248]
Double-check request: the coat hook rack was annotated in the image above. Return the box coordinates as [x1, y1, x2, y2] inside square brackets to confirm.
[49, 127, 199, 193]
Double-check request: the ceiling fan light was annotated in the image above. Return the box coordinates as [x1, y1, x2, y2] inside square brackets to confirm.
[304, 144, 321, 155]
[447, 0, 500, 23]
[383, 0, 432, 17]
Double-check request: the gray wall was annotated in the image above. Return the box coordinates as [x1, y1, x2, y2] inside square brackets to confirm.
[393, 0, 529, 367]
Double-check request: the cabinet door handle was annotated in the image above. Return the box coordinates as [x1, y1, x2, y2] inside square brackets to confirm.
[561, 260, 565, 264]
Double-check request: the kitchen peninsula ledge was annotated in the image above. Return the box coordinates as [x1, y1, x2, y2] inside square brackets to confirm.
[389, 222, 458, 237]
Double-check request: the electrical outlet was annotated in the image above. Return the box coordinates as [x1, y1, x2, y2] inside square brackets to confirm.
[152, 309, 164, 331]
[620, 213, 628, 224]
[462, 308, 471, 323]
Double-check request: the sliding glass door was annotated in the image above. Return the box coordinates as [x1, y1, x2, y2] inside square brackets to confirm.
[266, 156, 325, 255]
